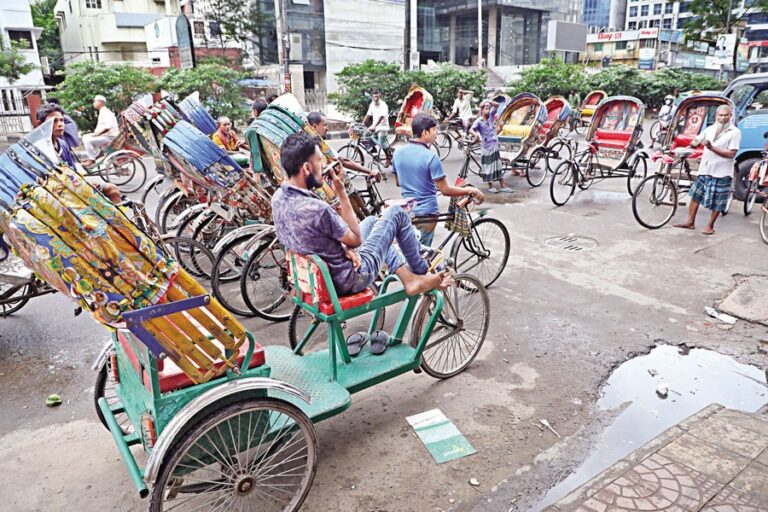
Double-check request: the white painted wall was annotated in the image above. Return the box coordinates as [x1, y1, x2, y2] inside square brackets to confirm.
[0, 0, 45, 88]
[323, 0, 405, 94]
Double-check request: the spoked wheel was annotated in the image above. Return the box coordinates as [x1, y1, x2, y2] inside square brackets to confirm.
[102, 151, 147, 193]
[159, 192, 198, 235]
[288, 293, 386, 355]
[149, 398, 317, 512]
[338, 144, 364, 166]
[627, 156, 648, 196]
[0, 281, 33, 317]
[545, 138, 572, 173]
[760, 206, 768, 244]
[161, 236, 215, 281]
[240, 235, 292, 322]
[550, 161, 577, 206]
[212, 233, 260, 317]
[744, 181, 758, 215]
[450, 217, 510, 289]
[631, 174, 679, 229]
[141, 176, 170, 215]
[191, 214, 240, 251]
[94, 357, 134, 436]
[430, 142, 444, 161]
[409, 274, 489, 379]
[435, 132, 452, 161]
[525, 146, 548, 187]
[175, 208, 209, 240]
[649, 121, 661, 147]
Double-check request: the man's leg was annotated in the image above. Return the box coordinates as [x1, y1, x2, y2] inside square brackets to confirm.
[702, 210, 720, 235]
[674, 177, 704, 229]
[83, 134, 111, 160]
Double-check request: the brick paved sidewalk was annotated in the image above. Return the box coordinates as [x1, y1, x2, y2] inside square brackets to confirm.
[547, 404, 768, 511]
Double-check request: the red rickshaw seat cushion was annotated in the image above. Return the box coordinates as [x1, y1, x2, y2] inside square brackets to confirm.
[594, 129, 633, 149]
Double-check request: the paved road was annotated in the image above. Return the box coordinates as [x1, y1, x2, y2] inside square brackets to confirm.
[0, 128, 766, 511]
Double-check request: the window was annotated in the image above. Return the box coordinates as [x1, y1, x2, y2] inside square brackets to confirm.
[663, 18, 672, 29]
[615, 41, 628, 50]
[641, 39, 656, 48]
[679, 1, 691, 13]
[747, 89, 768, 112]
[7, 30, 33, 48]
[628, 21, 638, 29]
[641, 5, 649, 15]
[209, 21, 221, 38]
[728, 84, 756, 111]
[676, 18, 686, 29]
[193, 21, 204, 35]
[650, 19, 660, 27]
[640, 20, 649, 28]
[629, 6, 638, 16]
[593, 43, 604, 51]
[85, 0, 101, 8]
[665, 2, 674, 13]
[654, 3, 662, 14]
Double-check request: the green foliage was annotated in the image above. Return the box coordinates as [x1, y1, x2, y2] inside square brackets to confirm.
[332, 60, 487, 120]
[55, 61, 156, 130]
[586, 65, 648, 100]
[644, 68, 723, 107]
[159, 60, 248, 122]
[31, 0, 62, 71]
[205, 0, 277, 65]
[684, 0, 768, 42]
[507, 58, 587, 100]
[0, 40, 37, 85]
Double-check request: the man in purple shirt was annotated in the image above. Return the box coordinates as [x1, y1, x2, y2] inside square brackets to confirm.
[272, 131, 452, 326]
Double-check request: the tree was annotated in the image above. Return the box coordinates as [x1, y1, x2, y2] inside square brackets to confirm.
[159, 59, 247, 121]
[684, 0, 768, 72]
[0, 40, 37, 84]
[586, 65, 649, 101]
[414, 64, 486, 118]
[332, 60, 412, 120]
[507, 58, 587, 100]
[644, 68, 722, 108]
[202, 0, 277, 66]
[55, 61, 156, 130]
[31, 0, 62, 74]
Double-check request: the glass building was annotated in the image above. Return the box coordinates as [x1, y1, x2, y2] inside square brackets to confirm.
[416, 0, 576, 67]
[582, 0, 611, 29]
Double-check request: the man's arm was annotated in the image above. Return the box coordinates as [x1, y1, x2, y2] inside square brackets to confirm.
[340, 156, 379, 179]
[435, 178, 484, 203]
[329, 163, 362, 247]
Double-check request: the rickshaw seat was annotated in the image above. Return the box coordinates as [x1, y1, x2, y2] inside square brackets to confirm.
[117, 330, 266, 394]
[501, 124, 532, 138]
[672, 134, 694, 148]
[594, 129, 633, 149]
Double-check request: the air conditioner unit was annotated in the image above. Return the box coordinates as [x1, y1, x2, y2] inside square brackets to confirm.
[626, 42, 635, 50]
[289, 33, 303, 61]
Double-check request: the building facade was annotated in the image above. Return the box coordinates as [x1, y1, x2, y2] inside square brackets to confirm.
[582, 0, 627, 32]
[54, 0, 180, 67]
[1, 0, 47, 133]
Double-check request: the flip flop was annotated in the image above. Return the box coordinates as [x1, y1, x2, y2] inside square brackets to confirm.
[346, 332, 368, 357]
[702, 230, 715, 236]
[499, 187, 514, 193]
[487, 188, 499, 194]
[370, 330, 390, 355]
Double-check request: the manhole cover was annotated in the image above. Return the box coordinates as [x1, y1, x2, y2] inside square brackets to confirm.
[544, 235, 598, 252]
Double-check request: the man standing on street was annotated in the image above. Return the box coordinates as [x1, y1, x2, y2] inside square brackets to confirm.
[674, 105, 740, 235]
[81, 95, 119, 166]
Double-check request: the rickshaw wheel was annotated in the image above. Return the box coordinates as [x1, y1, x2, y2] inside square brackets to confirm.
[149, 398, 317, 512]
[94, 359, 134, 436]
[632, 174, 678, 230]
[240, 234, 292, 322]
[450, 217, 510, 289]
[544, 138, 572, 173]
[525, 146, 548, 187]
[211, 233, 260, 317]
[0, 282, 32, 316]
[338, 144, 364, 166]
[435, 132, 453, 160]
[550, 161, 576, 206]
[743, 181, 758, 216]
[102, 151, 147, 193]
[760, 207, 768, 244]
[410, 274, 489, 379]
[626, 156, 648, 196]
[159, 194, 198, 235]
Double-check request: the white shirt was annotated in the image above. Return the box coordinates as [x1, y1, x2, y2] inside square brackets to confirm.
[366, 100, 389, 132]
[452, 95, 473, 120]
[95, 107, 119, 138]
[694, 123, 741, 178]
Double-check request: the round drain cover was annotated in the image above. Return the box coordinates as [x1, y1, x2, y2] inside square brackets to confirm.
[544, 235, 598, 252]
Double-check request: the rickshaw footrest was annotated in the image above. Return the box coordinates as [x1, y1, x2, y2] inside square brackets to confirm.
[97, 397, 149, 498]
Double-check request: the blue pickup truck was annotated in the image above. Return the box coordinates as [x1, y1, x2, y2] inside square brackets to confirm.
[723, 73, 768, 199]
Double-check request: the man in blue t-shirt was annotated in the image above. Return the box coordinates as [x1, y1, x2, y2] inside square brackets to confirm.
[392, 114, 484, 245]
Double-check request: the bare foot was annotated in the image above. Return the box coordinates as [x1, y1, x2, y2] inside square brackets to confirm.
[673, 222, 695, 229]
[403, 270, 454, 295]
[702, 227, 715, 235]
[435, 270, 455, 291]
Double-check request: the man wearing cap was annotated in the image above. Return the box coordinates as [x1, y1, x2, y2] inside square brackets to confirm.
[81, 95, 119, 166]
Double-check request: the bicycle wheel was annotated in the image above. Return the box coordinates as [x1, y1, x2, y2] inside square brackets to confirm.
[338, 143, 365, 166]
[149, 398, 317, 512]
[574, 120, 586, 135]
[435, 132, 452, 161]
[240, 235, 292, 321]
[525, 146, 548, 187]
[140, 176, 169, 214]
[94, 358, 134, 436]
[409, 274, 489, 379]
[288, 293, 386, 355]
[211, 233, 259, 317]
[159, 193, 198, 235]
[191, 213, 239, 250]
[626, 156, 648, 196]
[631, 174, 678, 229]
[743, 181, 758, 216]
[0, 281, 33, 317]
[545, 138, 572, 173]
[430, 142, 444, 161]
[649, 121, 660, 146]
[761, 206, 768, 244]
[102, 151, 147, 193]
[175, 207, 209, 240]
[451, 217, 510, 289]
[550, 161, 576, 206]
[161, 236, 215, 281]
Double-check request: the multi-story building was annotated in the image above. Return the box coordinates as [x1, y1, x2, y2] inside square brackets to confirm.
[54, 0, 180, 67]
[582, 0, 627, 31]
[581, 27, 660, 68]
[1, 0, 47, 133]
[744, 11, 768, 72]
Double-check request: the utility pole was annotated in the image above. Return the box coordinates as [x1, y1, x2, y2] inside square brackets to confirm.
[477, 0, 483, 67]
[718, 0, 734, 81]
[276, 0, 291, 93]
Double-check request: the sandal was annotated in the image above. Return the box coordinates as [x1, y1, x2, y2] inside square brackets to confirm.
[499, 187, 514, 193]
[370, 330, 390, 355]
[487, 187, 499, 194]
[346, 332, 368, 357]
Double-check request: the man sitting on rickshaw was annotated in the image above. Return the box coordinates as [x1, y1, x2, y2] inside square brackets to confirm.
[212, 116, 247, 151]
[272, 132, 453, 351]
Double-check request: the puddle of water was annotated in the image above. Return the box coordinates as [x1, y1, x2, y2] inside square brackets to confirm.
[537, 344, 768, 510]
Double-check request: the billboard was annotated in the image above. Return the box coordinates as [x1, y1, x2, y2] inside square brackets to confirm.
[587, 28, 659, 43]
[713, 33, 737, 69]
[175, 15, 195, 69]
[638, 47, 655, 70]
[546, 20, 587, 53]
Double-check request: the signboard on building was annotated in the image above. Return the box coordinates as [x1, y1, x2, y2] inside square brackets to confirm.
[713, 33, 737, 69]
[638, 47, 655, 70]
[546, 20, 587, 52]
[659, 30, 685, 44]
[587, 28, 658, 43]
[175, 15, 195, 69]
[145, 17, 177, 51]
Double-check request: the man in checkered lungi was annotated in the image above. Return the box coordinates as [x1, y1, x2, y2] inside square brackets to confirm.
[674, 105, 741, 235]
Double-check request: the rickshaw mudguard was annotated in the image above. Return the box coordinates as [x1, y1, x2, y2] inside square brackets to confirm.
[143, 376, 312, 486]
[210, 223, 273, 255]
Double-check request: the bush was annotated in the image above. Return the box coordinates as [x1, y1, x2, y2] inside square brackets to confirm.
[331, 60, 487, 120]
[507, 58, 587, 100]
[644, 68, 723, 109]
[159, 59, 248, 123]
[586, 65, 649, 101]
[55, 61, 156, 130]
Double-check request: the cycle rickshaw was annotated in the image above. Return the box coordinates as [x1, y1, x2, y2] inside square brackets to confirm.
[632, 94, 735, 229]
[549, 95, 648, 206]
[494, 92, 547, 183]
[523, 96, 573, 187]
[570, 89, 607, 133]
[0, 121, 490, 512]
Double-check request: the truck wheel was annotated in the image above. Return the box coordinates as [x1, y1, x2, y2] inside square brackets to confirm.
[734, 158, 760, 201]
